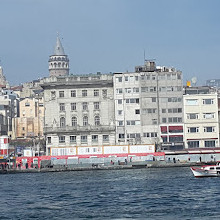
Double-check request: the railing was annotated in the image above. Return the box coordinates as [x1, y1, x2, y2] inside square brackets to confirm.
[44, 125, 115, 133]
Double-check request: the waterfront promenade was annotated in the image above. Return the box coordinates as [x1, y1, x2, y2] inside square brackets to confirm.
[0, 160, 207, 174]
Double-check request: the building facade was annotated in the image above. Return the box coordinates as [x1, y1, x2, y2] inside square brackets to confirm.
[13, 97, 44, 139]
[183, 87, 219, 148]
[41, 75, 115, 155]
[114, 61, 184, 150]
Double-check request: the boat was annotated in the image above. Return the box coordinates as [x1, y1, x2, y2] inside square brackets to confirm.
[191, 162, 220, 177]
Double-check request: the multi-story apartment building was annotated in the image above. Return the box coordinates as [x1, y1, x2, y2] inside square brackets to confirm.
[41, 74, 115, 155]
[114, 61, 184, 150]
[183, 86, 219, 148]
[0, 89, 19, 137]
[13, 96, 44, 139]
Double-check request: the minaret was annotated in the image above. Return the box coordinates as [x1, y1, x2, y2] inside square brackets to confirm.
[0, 66, 7, 87]
[48, 36, 69, 77]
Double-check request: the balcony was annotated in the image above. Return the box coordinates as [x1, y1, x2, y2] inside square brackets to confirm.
[44, 125, 115, 134]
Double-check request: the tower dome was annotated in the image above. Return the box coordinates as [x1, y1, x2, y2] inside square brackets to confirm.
[48, 36, 69, 77]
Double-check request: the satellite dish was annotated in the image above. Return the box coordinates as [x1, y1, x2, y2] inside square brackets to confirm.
[191, 77, 197, 85]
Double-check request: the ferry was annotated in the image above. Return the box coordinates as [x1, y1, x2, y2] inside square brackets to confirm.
[191, 162, 220, 178]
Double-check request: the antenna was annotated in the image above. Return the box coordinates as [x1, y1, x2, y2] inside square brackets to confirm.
[143, 49, 146, 63]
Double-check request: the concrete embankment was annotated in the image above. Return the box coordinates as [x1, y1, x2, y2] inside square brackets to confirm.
[0, 161, 205, 174]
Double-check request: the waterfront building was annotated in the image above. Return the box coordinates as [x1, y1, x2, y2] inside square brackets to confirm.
[12, 96, 44, 140]
[41, 74, 115, 155]
[0, 89, 19, 137]
[183, 86, 219, 148]
[114, 61, 184, 150]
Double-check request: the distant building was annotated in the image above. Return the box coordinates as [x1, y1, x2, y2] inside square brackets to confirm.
[48, 36, 69, 77]
[206, 79, 220, 88]
[41, 74, 115, 155]
[13, 97, 44, 139]
[183, 86, 219, 148]
[0, 89, 19, 137]
[114, 61, 184, 151]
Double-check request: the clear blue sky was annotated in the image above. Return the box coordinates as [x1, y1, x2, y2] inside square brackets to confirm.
[0, 0, 220, 85]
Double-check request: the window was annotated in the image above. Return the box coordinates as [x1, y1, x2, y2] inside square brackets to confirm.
[162, 109, 166, 113]
[59, 91, 64, 98]
[70, 136, 76, 143]
[125, 88, 132, 93]
[188, 141, 199, 148]
[92, 135, 98, 142]
[127, 120, 140, 125]
[59, 103, 65, 111]
[186, 99, 198, 105]
[126, 98, 139, 103]
[118, 110, 123, 115]
[94, 116, 100, 126]
[118, 99, 122, 104]
[119, 134, 125, 139]
[71, 103, 76, 111]
[169, 136, 183, 142]
[102, 89, 107, 98]
[60, 117, 65, 127]
[94, 102, 99, 110]
[116, 77, 122, 82]
[125, 76, 129, 81]
[152, 97, 156, 102]
[103, 135, 109, 142]
[149, 87, 156, 92]
[83, 116, 88, 126]
[188, 127, 199, 133]
[81, 136, 87, 143]
[135, 76, 139, 81]
[82, 90, 87, 97]
[133, 88, 139, 93]
[25, 102, 30, 106]
[94, 89, 99, 97]
[71, 90, 76, 97]
[72, 117, 77, 127]
[47, 137, 51, 144]
[162, 118, 167, 123]
[82, 102, 88, 110]
[203, 99, 213, 105]
[204, 127, 215, 132]
[116, 88, 123, 94]
[187, 113, 199, 119]
[205, 140, 216, 148]
[59, 136, 65, 143]
[135, 109, 140, 114]
[118, 121, 124, 126]
[203, 113, 214, 119]
[143, 133, 150, 137]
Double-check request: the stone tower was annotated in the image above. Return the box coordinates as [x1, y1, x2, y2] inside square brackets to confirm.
[48, 36, 69, 77]
[0, 66, 7, 87]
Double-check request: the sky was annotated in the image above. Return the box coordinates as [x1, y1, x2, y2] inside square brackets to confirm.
[0, 0, 220, 86]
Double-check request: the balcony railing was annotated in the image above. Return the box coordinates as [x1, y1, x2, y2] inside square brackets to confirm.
[44, 125, 115, 134]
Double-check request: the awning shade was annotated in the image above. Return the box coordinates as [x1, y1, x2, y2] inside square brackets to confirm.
[161, 126, 167, 133]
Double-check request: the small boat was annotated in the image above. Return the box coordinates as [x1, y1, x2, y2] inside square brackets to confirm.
[191, 162, 220, 178]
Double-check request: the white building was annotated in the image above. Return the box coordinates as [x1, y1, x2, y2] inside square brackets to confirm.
[114, 61, 184, 150]
[183, 87, 219, 148]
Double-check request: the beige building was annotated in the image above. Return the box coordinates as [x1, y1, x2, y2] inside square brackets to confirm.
[13, 97, 44, 139]
[41, 75, 115, 155]
[183, 87, 219, 148]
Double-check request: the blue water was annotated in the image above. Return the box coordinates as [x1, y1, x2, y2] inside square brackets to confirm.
[0, 167, 220, 219]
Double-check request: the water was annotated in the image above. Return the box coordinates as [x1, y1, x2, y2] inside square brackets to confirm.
[0, 167, 220, 219]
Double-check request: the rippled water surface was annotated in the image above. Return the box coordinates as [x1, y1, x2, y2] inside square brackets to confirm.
[1, 167, 220, 219]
